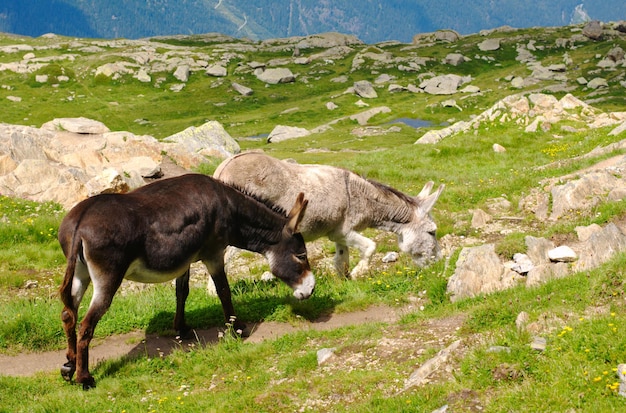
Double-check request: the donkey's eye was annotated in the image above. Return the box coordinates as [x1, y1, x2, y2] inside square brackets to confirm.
[296, 253, 307, 261]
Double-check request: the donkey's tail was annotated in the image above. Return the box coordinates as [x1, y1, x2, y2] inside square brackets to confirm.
[58, 230, 82, 316]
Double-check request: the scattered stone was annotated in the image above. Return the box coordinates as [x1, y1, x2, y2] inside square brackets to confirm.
[317, 348, 336, 365]
[478, 38, 501, 51]
[511, 253, 534, 274]
[492, 143, 506, 153]
[382, 252, 399, 263]
[401, 340, 462, 391]
[547, 245, 577, 262]
[232, 82, 253, 96]
[173, 65, 190, 82]
[256, 67, 295, 84]
[206, 64, 227, 77]
[516, 311, 530, 331]
[267, 125, 311, 143]
[353, 80, 378, 99]
[618, 363, 626, 398]
[530, 336, 547, 352]
[582, 20, 604, 40]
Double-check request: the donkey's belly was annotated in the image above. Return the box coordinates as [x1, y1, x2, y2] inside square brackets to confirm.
[124, 258, 191, 284]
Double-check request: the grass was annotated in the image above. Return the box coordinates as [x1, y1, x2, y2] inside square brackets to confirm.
[1, 24, 626, 411]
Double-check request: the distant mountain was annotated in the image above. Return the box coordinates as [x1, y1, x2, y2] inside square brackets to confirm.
[0, 0, 623, 43]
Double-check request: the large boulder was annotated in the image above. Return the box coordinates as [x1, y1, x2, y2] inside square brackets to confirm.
[256, 68, 295, 84]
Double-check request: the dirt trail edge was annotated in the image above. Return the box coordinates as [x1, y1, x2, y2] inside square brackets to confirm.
[0, 305, 403, 377]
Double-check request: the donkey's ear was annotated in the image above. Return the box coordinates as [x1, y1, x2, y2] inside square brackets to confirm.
[416, 181, 434, 200]
[286, 192, 308, 233]
[417, 184, 444, 216]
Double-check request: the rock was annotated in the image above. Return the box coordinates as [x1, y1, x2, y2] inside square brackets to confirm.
[353, 80, 378, 99]
[135, 68, 151, 83]
[548, 246, 577, 262]
[163, 120, 240, 160]
[419, 74, 470, 95]
[256, 67, 295, 84]
[447, 244, 504, 302]
[511, 253, 534, 274]
[516, 311, 530, 331]
[317, 348, 336, 365]
[478, 38, 501, 51]
[267, 125, 311, 143]
[326, 102, 338, 110]
[582, 20, 604, 40]
[205, 64, 227, 77]
[618, 363, 626, 398]
[349, 106, 391, 125]
[470, 208, 491, 229]
[443, 53, 467, 66]
[232, 82, 253, 96]
[493, 143, 506, 152]
[587, 77, 608, 89]
[402, 340, 462, 390]
[173, 65, 190, 82]
[382, 252, 398, 263]
[41, 117, 110, 134]
[574, 223, 626, 271]
[530, 337, 547, 352]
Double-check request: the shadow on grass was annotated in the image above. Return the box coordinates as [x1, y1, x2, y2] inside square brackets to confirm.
[94, 279, 343, 380]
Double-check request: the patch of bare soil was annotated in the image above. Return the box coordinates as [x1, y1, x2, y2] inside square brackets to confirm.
[0, 304, 431, 378]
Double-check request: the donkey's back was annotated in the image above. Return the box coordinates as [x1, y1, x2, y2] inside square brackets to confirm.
[215, 151, 351, 240]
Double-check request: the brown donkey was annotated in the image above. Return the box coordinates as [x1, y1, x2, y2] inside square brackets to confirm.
[58, 174, 313, 389]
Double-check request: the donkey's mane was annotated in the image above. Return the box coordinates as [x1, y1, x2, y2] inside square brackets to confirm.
[227, 182, 289, 217]
[363, 176, 418, 206]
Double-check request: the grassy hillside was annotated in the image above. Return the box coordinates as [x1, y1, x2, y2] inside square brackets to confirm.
[0, 24, 626, 411]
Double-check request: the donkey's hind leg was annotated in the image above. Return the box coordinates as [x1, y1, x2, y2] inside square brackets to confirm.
[75, 274, 123, 390]
[174, 269, 191, 338]
[60, 261, 91, 382]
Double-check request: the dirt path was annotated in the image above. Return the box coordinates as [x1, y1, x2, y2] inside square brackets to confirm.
[0, 305, 404, 377]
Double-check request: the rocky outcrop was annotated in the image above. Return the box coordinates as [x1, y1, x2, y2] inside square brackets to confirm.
[0, 119, 240, 209]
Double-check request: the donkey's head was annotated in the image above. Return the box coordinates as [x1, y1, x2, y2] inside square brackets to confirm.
[265, 193, 315, 300]
[397, 182, 445, 267]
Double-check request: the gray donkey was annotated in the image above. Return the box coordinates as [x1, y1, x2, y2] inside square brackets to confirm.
[214, 152, 444, 279]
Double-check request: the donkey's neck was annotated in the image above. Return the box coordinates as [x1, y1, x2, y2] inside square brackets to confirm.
[226, 193, 285, 254]
[349, 177, 415, 232]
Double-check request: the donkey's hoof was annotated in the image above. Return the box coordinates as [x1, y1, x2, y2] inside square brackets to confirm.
[81, 378, 96, 390]
[60, 362, 75, 382]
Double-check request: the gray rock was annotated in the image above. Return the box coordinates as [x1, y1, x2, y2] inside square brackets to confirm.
[205, 64, 227, 77]
[173, 65, 190, 82]
[41, 117, 110, 134]
[267, 125, 311, 143]
[232, 82, 253, 96]
[548, 246, 577, 262]
[443, 53, 467, 66]
[317, 348, 336, 365]
[587, 77, 608, 89]
[478, 38, 501, 51]
[256, 67, 295, 84]
[582, 20, 604, 40]
[353, 80, 378, 99]
[163, 120, 240, 159]
[447, 244, 503, 302]
[419, 74, 470, 95]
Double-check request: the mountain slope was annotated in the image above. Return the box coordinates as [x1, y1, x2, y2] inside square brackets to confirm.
[0, 0, 623, 43]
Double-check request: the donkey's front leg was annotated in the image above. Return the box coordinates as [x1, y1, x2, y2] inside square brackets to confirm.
[345, 232, 377, 280]
[205, 257, 247, 335]
[174, 269, 191, 338]
[334, 242, 351, 277]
